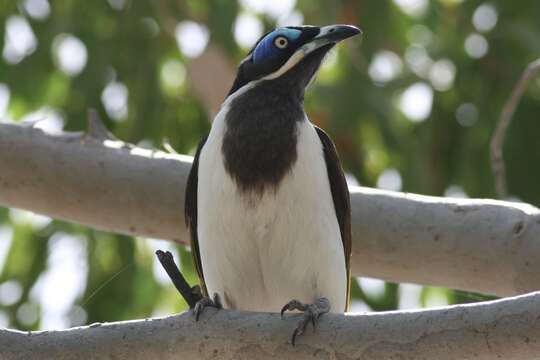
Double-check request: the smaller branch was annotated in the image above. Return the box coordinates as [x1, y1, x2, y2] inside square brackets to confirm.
[86, 108, 116, 141]
[161, 138, 178, 154]
[490, 58, 540, 198]
[155, 250, 201, 308]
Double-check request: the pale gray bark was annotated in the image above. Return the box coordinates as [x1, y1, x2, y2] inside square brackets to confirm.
[1, 122, 540, 297]
[1, 291, 539, 360]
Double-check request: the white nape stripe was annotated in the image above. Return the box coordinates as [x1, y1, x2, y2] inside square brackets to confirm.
[261, 49, 307, 80]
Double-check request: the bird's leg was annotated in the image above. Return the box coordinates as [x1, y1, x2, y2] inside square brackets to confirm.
[193, 292, 222, 321]
[280, 297, 330, 346]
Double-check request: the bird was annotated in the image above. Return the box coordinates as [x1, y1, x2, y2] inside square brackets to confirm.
[185, 24, 360, 344]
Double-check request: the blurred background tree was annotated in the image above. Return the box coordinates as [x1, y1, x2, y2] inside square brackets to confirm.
[0, 0, 539, 331]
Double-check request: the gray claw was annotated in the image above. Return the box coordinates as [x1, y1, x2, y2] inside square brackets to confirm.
[280, 299, 303, 318]
[193, 293, 222, 321]
[280, 297, 330, 346]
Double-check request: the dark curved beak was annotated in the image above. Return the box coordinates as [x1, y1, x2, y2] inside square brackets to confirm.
[314, 24, 362, 43]
[300, 24, 361, 55]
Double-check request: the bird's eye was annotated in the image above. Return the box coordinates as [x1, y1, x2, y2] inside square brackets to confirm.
[274, 36, 288, 49]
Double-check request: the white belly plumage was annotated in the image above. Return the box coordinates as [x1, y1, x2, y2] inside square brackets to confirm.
[197, 111, 346, 313]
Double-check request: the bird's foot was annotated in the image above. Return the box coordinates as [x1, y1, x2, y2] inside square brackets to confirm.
[193, 292, 222, 321]
[280, 297, 330, 346]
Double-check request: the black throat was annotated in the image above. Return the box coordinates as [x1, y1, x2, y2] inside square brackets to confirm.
[221, 45, 332, 194]
[221, 79, 303, 195]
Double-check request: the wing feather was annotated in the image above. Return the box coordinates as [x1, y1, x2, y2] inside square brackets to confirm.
[185, 136, 209, 296]
[315, 126, 352, 311]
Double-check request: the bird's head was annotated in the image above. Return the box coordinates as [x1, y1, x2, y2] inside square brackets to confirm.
[228, 24, 361, 97]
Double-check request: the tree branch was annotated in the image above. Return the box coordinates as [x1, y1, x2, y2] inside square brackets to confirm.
[155, 250, 202, 308]
[1, 291, 539, 359]
[1, 122, 540, 296]
[490, 58, 540, 198]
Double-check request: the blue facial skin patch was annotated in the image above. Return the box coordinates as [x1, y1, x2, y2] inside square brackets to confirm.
[252, 28, 302, 63]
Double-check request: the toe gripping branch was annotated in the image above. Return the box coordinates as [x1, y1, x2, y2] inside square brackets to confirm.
[281, 298, 331, 346]
[155, 250, 202, 309]
[193, 293, 222, 321]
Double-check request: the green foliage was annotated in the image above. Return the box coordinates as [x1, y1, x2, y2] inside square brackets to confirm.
[1, 0, 540, 330]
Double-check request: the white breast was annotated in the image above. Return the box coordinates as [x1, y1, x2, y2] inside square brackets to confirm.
[196, 98, 346, 313]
